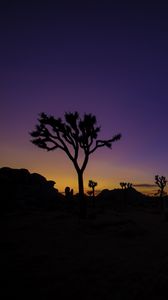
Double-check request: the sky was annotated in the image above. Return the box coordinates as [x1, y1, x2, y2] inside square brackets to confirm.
[1, 1, 168, 194]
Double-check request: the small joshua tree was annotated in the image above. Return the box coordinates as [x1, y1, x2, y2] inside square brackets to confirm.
[120, 182, 126, 189]
[127, 183, 132, 189]
[88, 180, 97, 197]
[155, 175, 167, 198]
[120, 182, 132, 208]
[120, 182, 132, 189]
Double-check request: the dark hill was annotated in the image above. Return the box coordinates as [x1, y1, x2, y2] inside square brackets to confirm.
[95, 187, 162, 211]
[97, 187, 146, 202]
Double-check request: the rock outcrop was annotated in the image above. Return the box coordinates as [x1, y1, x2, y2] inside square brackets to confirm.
[0, 167, 62, 211]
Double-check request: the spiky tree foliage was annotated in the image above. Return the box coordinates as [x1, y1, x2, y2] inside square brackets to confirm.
[88, 180, 97, 197]
[155, 175, 167, 197]
[30, 112, 121, 216]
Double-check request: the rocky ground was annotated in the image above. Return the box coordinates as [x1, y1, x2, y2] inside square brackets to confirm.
[1, 205, 168, 299]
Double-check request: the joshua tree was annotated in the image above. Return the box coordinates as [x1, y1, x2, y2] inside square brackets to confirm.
[127, 182, 132, 189]
[120, 182, 132, 208]
[88, 180, 97, 197]
[155, 175, 167, 198]
[120, 182, 132, 189]
[30, 112, 121, 217]
[120, 182, 127, 189]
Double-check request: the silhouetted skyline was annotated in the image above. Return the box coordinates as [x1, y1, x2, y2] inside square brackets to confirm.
[1, 1, 168, 193]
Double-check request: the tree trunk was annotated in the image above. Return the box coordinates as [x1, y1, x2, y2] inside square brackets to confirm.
[92, 187, 95, 198]
[77, 170, 87, 218]
[78, 170, 84, 196]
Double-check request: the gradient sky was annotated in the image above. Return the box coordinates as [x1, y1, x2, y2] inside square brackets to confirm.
[1, 1, 168, 194]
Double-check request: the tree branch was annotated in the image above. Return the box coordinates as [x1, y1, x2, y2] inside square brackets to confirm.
[89, 134, 121, 154]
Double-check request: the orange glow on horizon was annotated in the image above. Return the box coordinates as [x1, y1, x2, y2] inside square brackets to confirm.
[1, 141, 167, 196]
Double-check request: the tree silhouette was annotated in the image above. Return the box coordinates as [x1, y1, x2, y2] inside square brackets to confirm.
[120, 182, 132, 209]
[30, 112, 121, 217]
[126, 182, 132, 189]
[120, 182, 132, 189]
[120, 182, 127, 189]
[155, 175, 167, 198]
[88, 180, 97, 197]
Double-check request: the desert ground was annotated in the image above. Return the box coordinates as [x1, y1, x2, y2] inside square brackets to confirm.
[1, 203, 168, 299]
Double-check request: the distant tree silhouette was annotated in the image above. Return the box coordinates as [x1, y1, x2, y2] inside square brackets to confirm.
[30, 112, 121, 217]
[120, 182, 126, 189]
[155, 175, 167, 198]
[120, 182, 132, 208]
[127, 183, 132, 189]
[88, 180, 97, 197]
[120, 182, 132, 189]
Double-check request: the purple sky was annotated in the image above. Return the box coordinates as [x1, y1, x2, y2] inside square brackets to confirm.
[1, 1, 168, 194]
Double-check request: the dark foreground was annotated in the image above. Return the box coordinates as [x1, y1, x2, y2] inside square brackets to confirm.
[1, 206, 168, 299]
